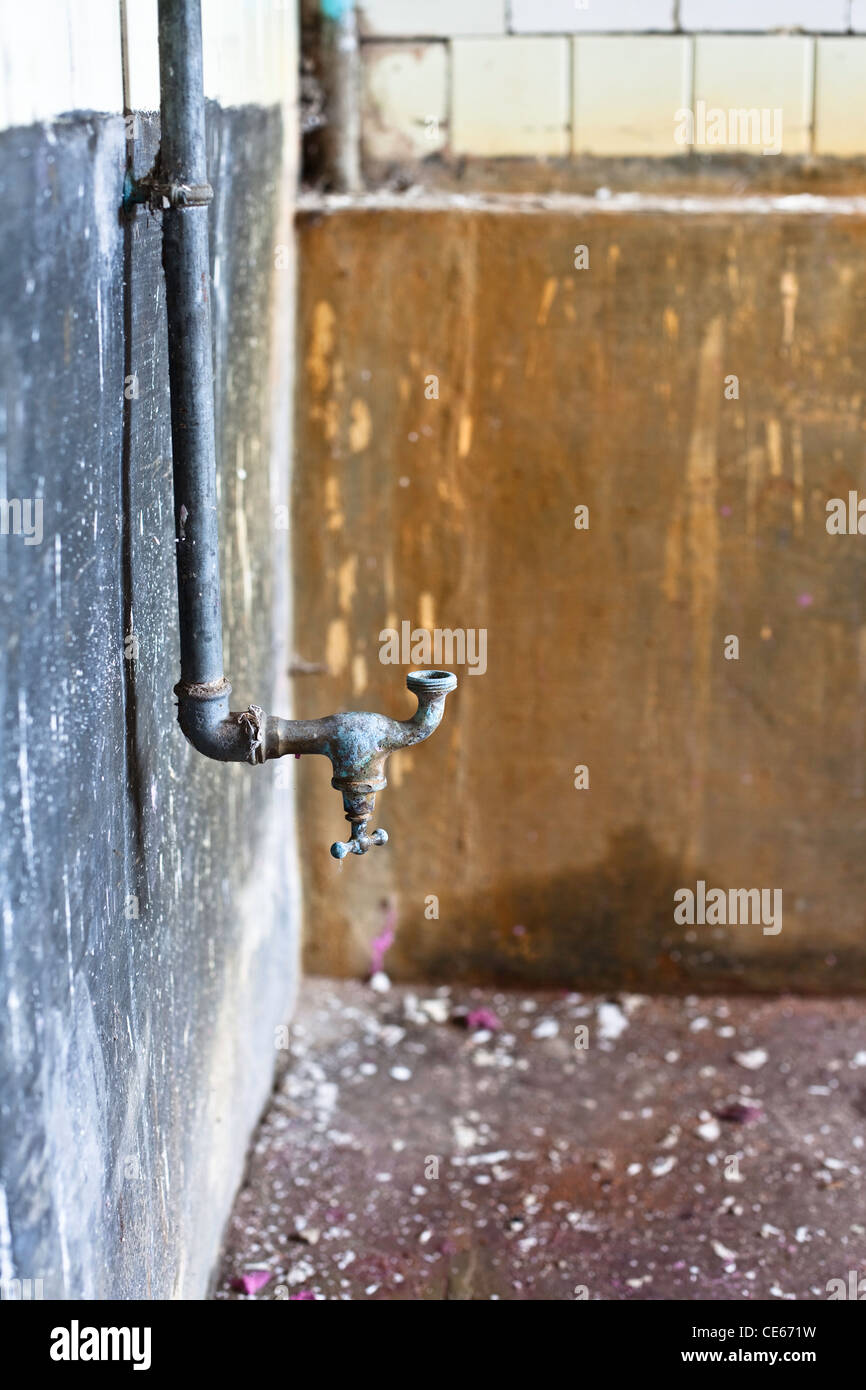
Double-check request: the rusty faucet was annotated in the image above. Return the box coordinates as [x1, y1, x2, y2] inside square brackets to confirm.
[173, 669, 457, 859]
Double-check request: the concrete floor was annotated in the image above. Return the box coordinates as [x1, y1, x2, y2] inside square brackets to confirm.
[214, 980, 866, 1301]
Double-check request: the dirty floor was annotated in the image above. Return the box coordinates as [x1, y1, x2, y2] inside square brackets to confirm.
[214, 980, 866, 1301]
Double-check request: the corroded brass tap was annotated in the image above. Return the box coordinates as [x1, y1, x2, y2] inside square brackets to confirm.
[175, 670, 457, 857]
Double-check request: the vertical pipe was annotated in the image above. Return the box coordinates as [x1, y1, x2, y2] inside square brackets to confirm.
[152, 0, 458, 814]
[158, 0, 224, 688]
[318, 0, 362, 193]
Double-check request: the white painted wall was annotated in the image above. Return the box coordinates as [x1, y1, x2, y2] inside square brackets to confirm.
[0, 0, 295, 129]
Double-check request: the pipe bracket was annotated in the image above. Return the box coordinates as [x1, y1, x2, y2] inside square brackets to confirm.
[123, 168, 214, 213]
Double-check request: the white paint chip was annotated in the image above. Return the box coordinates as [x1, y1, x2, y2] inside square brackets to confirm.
[597, 1001, 629, 1040]
[712, 1239, 738, 1262]
[531, 1018, 559, 1039]
[650, 1155, 677, 1177]
[733, 1047, 769, 1070]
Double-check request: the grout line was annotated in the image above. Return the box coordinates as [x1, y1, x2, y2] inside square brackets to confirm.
[688, 33, 696, 156]
[359, 32, 860, 42]
[568, 32, 574, 157]
[446, 39, 453, 153]
[810, 34, 819, 157]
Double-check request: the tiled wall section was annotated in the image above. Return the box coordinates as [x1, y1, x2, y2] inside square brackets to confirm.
[358, 2, 866, 159]
[453, 37, 571, 156]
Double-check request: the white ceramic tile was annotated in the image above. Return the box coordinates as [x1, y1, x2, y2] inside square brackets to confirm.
[362, 43, 448, 159]
[359, 0, 505, 37]
[573, 36, 692, 155]
[452, 36, 570, 155]
[815, 39, 866, 154]
[693, 35, 814, 154]
[682, 0, 846, 31]
[511, 0, 674, 32]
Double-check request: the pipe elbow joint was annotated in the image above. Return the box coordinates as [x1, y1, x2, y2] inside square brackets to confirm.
[174, 680, 265, 764]
[174, 670, 457, 858]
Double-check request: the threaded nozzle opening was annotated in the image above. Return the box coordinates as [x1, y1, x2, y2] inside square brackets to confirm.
[407, 669, 457, 696]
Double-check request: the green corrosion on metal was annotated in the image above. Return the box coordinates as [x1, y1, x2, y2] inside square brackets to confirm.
[320, 0, 353, 20]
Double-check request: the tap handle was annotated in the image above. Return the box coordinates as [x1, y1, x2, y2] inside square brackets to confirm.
[330, 826, 389, 859]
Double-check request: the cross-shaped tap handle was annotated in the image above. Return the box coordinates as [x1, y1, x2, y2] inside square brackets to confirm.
[330, 824, 389, 859]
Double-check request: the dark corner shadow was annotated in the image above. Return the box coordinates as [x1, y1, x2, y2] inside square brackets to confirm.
[408, 824, 866, 997]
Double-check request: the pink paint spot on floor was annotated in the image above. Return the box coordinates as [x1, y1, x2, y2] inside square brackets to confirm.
[465, 1008, 503, 1031]
[231, 1269, 271, 1294]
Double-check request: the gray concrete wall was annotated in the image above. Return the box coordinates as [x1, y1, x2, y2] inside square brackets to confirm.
[0, 1, 299, 1299]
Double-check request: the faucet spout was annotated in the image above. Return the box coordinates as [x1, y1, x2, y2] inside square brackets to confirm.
[391, 669, 459, 749]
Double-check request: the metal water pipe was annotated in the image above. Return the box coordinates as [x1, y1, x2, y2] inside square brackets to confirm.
[128, 0, 456, 858]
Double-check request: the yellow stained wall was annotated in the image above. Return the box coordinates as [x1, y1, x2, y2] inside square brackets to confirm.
[294, 199, 866, 992]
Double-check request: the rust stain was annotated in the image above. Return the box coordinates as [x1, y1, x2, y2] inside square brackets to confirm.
[791, 421, 804, 534]
[684, 316, 724, 863]
[307, 300, 336, 393]
[765, 417, 783, 476]
[351, 653, 367, 696]
[536, 277, 558, 326]
[457, 415, 473, 458]
[337, 555, 357, 612]
[780, 266, 798, 347]
[418, 592, 436, 631]
[324, 475, 344, 532]
[296, 208, 866, 990]
[325, 618, 349, 676]
[349, 398, 372, 453]
[745, 444, 764, 538]
[436, 476, 466, 511]
[662, 509, 684, 603]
